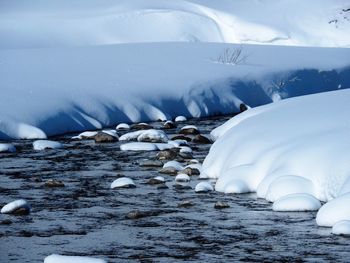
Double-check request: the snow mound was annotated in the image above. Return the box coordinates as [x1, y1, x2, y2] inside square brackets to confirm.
[163, 161, 184, 171]
[33, 140, 63, 150]
[1, 199, 30, 214]
[332, 220, 350, 236]
[116, 123, 130, 130]
[44, 254, 106, 263]
[202, 89, 350, 227]
[72, 131, 98, 140]
[0, 143, 16, 153]
[120, 142, 174, 151]
[272, 194, 321, 212]
[175, 116, 187, 122]
[137, 129, 168, 143]
[195, 182, 214, 193]
[175, 174, 190, 182]
[110, 177, 135, 189]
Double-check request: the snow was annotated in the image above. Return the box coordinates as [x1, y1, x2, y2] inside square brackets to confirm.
[195, 182, 214, 193]
[153, 176, 165, 183]
[332, 220, 350, 236]
[72, 131, 98, 140]
[272, 194, 321, 212]
[0, 143, 16, 153]
[1, 199, 30, 214]
[44, 254, 106, 263]
[163, 161, 184, 171]
[101, 129, 118, 138]
[137, 129, 168, 143]
[175, 116, 187, 122]
[202, 89, 350, 227]
[175, 174, 190, 182]
[180, 146, 192, 153]
[116, 123, 130, 130]
[119, 131, 145, 141]
[110, 177, 135, 189]
[33, 140, 63, 150]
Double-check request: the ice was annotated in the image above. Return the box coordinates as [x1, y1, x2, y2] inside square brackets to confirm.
[195, 182, 214, 193]
[1, 199, 30, 214]
[272, 193, 321, 212]
[332, 220, 350, 236]
[0, 143, 16, 153]
[110, 177, 135, 189]
[44, 254, 106, 263]
[33, 140, 63, 150]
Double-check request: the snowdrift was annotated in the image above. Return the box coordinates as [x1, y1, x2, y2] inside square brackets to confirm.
[201, 89, 350, 227]
[1, 43, 349, 140]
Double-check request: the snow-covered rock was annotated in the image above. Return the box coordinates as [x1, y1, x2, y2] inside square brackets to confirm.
[33, 140, 63, 150]
[195, 182, 214, 193]
[163, 161, 184, 171]
[175, 116, 187, 122]
[111, 177, 136, 189]
[119, 130, 145, 141]
[116, 123, 130, 130]
[1, 199, 30, 215]
[137, 129, 168, 143]
[179, 146, 192, 153]
[0, 143, 16, 153]
[120, 142, 158, 151]
[175, 174, 190, 182]
[179, 125, 199, 135]
[332, 221, 350, 236]
[44, 254, 106, 263]
[272, 193, 321, 212]
[72, 131, 98, 140]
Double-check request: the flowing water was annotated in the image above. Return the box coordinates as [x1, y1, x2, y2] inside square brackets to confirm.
[0, 116, 349, 262]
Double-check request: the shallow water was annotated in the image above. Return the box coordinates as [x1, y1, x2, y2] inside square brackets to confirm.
[0, 116, 349, 262]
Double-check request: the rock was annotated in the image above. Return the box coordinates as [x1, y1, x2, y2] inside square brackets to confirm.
[173, 184, 192, 190]
[159, 167, 178, 175]
[178, 200, 194, 208]
[1, 199, 30, 215]
[147, 176, 165, 185]
[0, 219, 12, 225]
[171, 135, 192, 142]
[94, 132, 118, 143]
[139, 160, 163, 167]
[0, 143, 16, 153]
[195, 182, 213, 193]
[214, 201, 230, 209]
[157, 149, 178, 160]
[178, 152, 193, 160]
[116, 123, 130, 130]
[192, 134, 212, 144]
[44, 179, 65, 188]
[175, 173, 190, 182]
[137, 129, 168, 143]
[163, 121, 176, 129]
[157, 184, 169, 190]
[179, 125, 200, 135]
[125, 210, 155, 219]
[180, 167, 200, 176]
[189, 159, 200, 164]
[240, 103, 248, 112]
[132, 123, 152, 130]
[175, 116, 187, 122]
[111, 177, 136, 189]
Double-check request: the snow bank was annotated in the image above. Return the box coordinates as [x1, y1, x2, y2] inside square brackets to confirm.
[202, 89, 350, 226]
[44, 254, 106, 263]
[272, 194, 321, 212]
[332, 220, 350, 235]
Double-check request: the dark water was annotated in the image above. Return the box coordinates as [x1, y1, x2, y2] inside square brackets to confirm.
[0, 116, 349, 263]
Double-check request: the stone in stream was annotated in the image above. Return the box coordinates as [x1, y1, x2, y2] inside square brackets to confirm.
[179, 125, 200, 135]
[163, 121, 176, 129]
[132, 123, 152, 130]
[173, 184, 192, 190]
[125, 210, 158, 219]
[0, 219, 12, 225]
[157, 184, 169, 190]
[111, 177, 136, 189]
[214, 201, 230, 209]
[157, 149, 178, 160]
[94, 132, 118, 143]
[195, 182, 214, 193]
[171, 135, 192, 142]
[178, 151, 193, 160]
[175, 116, 187, 122]
[147, 176, 165, 185]
[180, 167, 200, 176]
[44, 179, 65, 188]
[192, 134, 212, 144]
[159, 167, 178, 175]
[1, 199, 31, 215]
[178, 200, 194, 208]
[116, 123, 130, 131]
[139, 159, 164, 167]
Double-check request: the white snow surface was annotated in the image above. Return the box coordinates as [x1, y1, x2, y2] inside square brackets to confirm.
[163, 161, 184, 171]
[110, 177, 135, 189]
[195, 182, 214, 193]
[332, 220, 350, 235]
[1, 199, 30, 214]
[33, 140, 63, 150]
[175, 174, 190, 182]
[272, 194, 321, 212]
[202, 89, 350, 226]
[44, 254, 106, 263]
[0, 143, 16, 153]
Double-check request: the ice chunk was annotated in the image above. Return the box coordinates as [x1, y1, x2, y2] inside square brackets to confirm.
[223, 179, 250, 194]
[72, 131, 98, 140]
[120, 142, 158, 151]
[272, 193, 321, 212]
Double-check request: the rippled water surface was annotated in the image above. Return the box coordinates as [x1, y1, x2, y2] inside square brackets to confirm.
[1, 116, 349, 262]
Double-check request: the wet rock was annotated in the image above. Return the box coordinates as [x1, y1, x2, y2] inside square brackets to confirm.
[178, 200, 194, 208]
[171, 135, 192, 142]
[192, 134, 212, 144]
[178, 151, 193, 160]
[139, 159, 163, 167]
[179, 125, 199, 135]
[159, 167, 178, 175]
[147, 176, 165, 185]
[125, 210, 149, 219]
[111, 177, 136, 189]
[0, 219, 12, 225]
[157, 184, 169, 190]
[157, 149, 178, 160]
[173, 184, 192, 190]
[1, 199, 30, 215]
[44, 179, 65, 188]
[163, 121, 176, 129]
[137, 129, 168, 143]
[94, 132, 118, 143]
[240, 103, 248, 112]
[132, 123, 152, 130]
[214, 201, 230, 209]
[180, 167, 200, 176]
